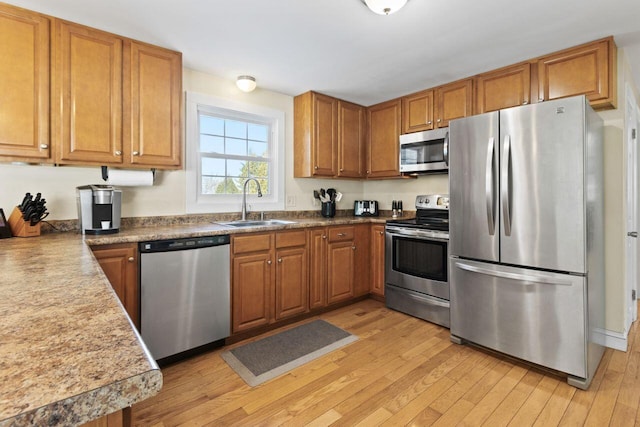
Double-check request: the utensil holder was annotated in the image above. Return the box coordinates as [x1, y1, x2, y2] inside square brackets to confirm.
[321, 201, 336, 218]
[7, 207, 41, 237]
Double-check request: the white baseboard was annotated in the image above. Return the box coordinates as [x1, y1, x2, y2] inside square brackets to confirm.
[593, 328, 628, 351]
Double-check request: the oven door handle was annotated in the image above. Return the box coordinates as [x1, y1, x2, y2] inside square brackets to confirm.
[385, 227, 449, 242]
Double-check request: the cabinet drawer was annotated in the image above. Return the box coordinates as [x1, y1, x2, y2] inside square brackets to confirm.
[232, 233, 272, 254]
[328, 226, 355, 242]
[276, 230, 306, 248]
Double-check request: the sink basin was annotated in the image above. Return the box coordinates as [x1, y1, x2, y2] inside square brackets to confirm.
[217, 219, 296, 228]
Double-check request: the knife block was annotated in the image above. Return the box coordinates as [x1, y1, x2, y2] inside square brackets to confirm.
[7, 207, 41, 237]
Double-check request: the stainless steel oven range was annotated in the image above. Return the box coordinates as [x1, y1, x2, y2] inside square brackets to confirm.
[385, 194, 450, 328]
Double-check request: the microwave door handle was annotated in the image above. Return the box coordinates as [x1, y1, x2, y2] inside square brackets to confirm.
[501, 134, 512, 236]
[443, 131, 449, 166]
[485, 137, 495, 235]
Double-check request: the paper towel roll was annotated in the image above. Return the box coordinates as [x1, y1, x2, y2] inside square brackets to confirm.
[106, 169, 155, 186]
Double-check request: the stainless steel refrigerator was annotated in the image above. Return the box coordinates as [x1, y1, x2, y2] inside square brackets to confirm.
[448, 95, 605, 389]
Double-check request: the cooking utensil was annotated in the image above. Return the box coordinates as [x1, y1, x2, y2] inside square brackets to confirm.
[327, 188, 336, 202]
[335, 192, 343, 202]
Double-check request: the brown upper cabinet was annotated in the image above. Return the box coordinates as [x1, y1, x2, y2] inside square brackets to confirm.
[0, 3, 182, 168]
[367, 98, 402, 178]
[475, 62, 531, 113]
[401, 78, 474, 133]
[537, 37, 616, 110]
[294, 91, 365, 178]
[0, 4, 50, 161]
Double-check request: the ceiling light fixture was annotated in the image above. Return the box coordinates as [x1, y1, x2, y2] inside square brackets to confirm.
[362, 0, 408, 15]
[236, 75, 257, 92]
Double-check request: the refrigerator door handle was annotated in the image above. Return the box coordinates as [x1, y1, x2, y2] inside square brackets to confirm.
[453, 260, 573, 286]
[443, 131, 449, 166]
[501, 134, 512, 236]
[485, 137, 496, 235]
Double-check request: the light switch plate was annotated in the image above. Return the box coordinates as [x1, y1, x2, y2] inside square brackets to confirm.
[286, 195, 296, 207]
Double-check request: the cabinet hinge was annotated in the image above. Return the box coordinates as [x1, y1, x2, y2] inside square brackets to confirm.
[632, 128, 637, 140]
[633, 289, 637, 301]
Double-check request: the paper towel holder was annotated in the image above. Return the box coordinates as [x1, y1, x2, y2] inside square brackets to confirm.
[101, 166, 156, 183]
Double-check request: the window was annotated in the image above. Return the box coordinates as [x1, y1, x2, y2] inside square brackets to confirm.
[186, 92, 285, 213]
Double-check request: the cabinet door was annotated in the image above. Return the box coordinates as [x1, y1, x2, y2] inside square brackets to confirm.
[402, 89, 434, 133]
[53, 21, 123, 165]
[367, 99, 401, 178]
[327, 240, 355, 304]
[476, 63, 531, 113]
[125, 41, 182, 168]
[0, 4, 50, 160]
[309, 228, 328, 309]
[435, 79, 473, 128]
[537, 38, 616, 109]
[311, 93, 337, 176]
[232, 252, 272, 333]
[274, 246, 309, 320]
[353, 224, 371, 297]
[92, 244, 139, 329]
[370, 224, 386, 297]
[337, 100, 366, 178]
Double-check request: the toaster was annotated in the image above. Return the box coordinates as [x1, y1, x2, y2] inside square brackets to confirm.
[354, 200, 379, 217]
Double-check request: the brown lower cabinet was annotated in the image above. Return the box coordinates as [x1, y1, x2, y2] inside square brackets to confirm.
[80, 408, 130, 427]
[310, 224, 370, 308]
[370, 224, 386, 297]
[91, 243, 139, 329]
[231, 230, 309, 333]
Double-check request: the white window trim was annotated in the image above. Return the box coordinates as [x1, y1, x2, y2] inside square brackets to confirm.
[185, 91, 285, 214]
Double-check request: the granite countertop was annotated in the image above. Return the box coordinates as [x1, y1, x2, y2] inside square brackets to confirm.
[0, 214, 399, 425]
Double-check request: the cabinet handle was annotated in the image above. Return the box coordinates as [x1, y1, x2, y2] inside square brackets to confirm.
[128, 257, 134, 262]
[437, 119, 442, 123]
[379, 231, 384, 235]
[522, 101, 528, 105]
[337, 233, 346, 237]
[352, 246, 356, 250]
[340, 168, 344, 172]
[132, 151, 140, 156]
[39, 144, 48, 149]
[314, 166, 318, 170]
[267, 260, 272, 265]
[278, 258, 282, 263]
[115, 150, 122, 156]
[322, 235, 327, 239]
[427, 121, 432, 125]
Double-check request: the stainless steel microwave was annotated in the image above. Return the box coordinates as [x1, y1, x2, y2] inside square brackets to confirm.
[399, 128, 449, 173]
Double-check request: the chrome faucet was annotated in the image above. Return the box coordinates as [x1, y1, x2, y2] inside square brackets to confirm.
[241, 178, 263, 221]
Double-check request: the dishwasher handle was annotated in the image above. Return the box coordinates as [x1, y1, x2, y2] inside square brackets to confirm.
[139, 235, 230, 253]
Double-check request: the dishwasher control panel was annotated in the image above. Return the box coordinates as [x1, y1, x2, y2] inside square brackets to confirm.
[140, 235, 230, 252]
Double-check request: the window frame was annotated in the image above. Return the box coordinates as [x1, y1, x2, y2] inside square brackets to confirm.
[185, 91, 285, 213]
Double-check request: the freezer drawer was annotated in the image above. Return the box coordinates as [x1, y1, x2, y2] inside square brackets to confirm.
[450, 258, 586, 378]
[386, 284, 450, 328]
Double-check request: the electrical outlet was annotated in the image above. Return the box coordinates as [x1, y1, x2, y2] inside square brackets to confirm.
[286, 195, 296, 207]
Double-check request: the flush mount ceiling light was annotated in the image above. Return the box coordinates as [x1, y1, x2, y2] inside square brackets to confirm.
[236, 75, 257, 92]
[362, 0, 408, 15]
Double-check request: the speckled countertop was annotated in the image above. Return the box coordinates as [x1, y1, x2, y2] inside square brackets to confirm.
[0, 214, 400, 426]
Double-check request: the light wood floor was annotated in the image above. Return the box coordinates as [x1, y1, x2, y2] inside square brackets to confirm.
[132, 299, 640, 426]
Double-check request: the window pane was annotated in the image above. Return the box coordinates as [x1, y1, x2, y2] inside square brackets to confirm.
[226, 120, 247, 139]
[227, 159, 247, 177]
[225, 137, 247, 156]
[202, 158, 225, 176]
[248, 123, 268, 142]
[200, 115, 224, 136]
[248, 141, 268, 157]
[247, 161, 268, 178]
[200, 135, 224, 153]
[201, 176, 223, 194]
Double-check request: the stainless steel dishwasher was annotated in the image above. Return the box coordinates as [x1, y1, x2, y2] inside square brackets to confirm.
[139, 235, 230, 362]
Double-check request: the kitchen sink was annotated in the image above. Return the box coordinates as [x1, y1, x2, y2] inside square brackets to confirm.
[216, 219, 296, 228]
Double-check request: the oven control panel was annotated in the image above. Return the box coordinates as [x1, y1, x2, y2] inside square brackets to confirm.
[415, 194, 449, 210]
